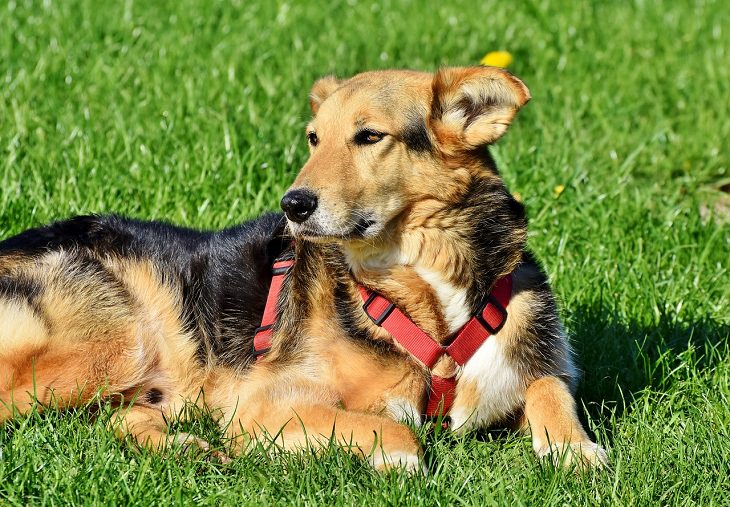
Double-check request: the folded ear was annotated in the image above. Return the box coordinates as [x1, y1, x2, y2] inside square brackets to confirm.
[429, 66, 530, 150]
[309, 75, 343, 115]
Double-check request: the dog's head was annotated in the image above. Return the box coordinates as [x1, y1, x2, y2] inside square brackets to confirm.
[281, 67, 530, 243]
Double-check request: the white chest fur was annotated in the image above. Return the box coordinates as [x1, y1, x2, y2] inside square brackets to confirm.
[414, 267, 525, 432]
[413, 267, 471, 334]
[450, 335, 525, 432]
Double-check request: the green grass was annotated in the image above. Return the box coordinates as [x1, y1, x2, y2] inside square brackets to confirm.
[1, 0, 729, 504]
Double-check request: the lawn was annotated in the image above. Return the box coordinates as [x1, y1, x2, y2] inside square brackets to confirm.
[1, 0, 729, 504]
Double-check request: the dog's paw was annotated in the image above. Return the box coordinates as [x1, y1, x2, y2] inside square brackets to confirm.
[369, 450, 428, 475]
[536, 441, 609, 469]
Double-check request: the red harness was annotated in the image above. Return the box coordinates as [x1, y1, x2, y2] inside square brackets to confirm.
[253, 256, 512, 419]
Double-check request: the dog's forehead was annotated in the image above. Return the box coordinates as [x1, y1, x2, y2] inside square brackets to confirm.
[318, 71, 431, 124]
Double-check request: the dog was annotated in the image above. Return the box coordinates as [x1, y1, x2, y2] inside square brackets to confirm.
[0, 66, 607, 471]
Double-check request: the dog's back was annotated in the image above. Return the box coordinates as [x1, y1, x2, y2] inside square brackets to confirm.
[0, 213, 285, 422]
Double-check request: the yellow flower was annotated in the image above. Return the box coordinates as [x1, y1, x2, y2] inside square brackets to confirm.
[553, 184, 565, 197]
[480, 50, 513, 68]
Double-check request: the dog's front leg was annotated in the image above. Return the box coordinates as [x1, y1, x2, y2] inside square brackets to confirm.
[227, 399, 425, 473]
[524, 376, 608, 468]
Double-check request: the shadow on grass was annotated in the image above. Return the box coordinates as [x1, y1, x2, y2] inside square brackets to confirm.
[569, 302, 730, 423]
[470, 303, 729, 446]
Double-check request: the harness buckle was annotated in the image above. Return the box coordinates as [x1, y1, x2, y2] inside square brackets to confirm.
[362, 291, 396, 326]
[254, 323, 273, 334]
[475, 294, 508, 335]
[252, 324, 274, 358]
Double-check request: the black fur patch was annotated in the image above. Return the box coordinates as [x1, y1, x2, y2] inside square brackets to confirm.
[401, 111, 432, 152]
[144, 388, 164, 405]
[0, 275, 45, 323]
[333, 278, 376, 344]
[437, 175, 527, 313]
[0, 275, 42, 305]
[456, 94, 501, 128]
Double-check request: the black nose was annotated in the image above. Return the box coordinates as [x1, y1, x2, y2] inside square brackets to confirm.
[280, 189, 318, 223]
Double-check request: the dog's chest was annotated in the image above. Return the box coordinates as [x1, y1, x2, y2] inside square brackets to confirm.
[415, 267, 524, 431]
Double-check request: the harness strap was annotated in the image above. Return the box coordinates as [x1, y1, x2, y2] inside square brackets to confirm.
[447, 276, 512, 365]
[360, 275, 512, 418]
[359, 287, 443, 368]
[425, 375, 457, 419]
[252, 257, 294, 359]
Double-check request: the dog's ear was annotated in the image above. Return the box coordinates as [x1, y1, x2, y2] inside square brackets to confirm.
[429, 66, 530, 150]
[309, 75, 342, 115]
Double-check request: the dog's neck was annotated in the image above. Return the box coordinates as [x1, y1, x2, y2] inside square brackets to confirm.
[343, 171, 527, 336]
[351, 252, 472, 336]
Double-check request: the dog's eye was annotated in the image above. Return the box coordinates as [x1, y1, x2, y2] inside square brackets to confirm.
[354, 129, 385, 145]
[307, 131, 318, 147]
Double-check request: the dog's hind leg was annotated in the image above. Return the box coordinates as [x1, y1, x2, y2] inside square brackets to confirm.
[0, 361, 95, 422]
[524, 376, 608, 468]
[0, 296, 52, 421]
[0, 345, 122, 423]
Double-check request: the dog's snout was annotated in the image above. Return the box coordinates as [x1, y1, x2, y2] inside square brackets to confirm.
[280, 189, 318, 223]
